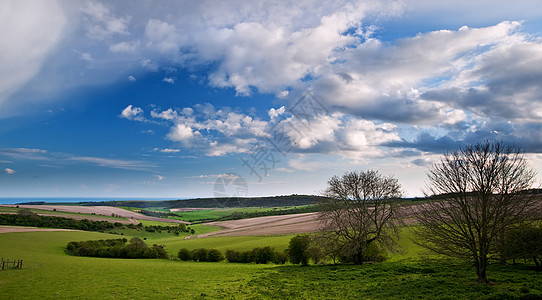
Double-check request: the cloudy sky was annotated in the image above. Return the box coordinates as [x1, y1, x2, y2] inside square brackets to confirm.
[1, 0, 542, 199]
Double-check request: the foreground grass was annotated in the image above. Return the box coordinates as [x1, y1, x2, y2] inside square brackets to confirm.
[249, 261, 542, 299]
[1, 230, 541, 299]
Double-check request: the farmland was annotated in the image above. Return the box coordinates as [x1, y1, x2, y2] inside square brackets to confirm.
[1, 223, 542, 299]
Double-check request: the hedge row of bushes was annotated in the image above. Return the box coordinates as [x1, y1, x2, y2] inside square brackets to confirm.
[0, 211, 119, 232]
[177, 246, 288, 264]
[66, 237, 168, 259]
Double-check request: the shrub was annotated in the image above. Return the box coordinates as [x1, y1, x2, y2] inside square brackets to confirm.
[144, 245, 168, 259]
[273, 251, 288, 264]
[225, 249, 241, 263]
[288, 235, 311, 265]
[190, 248, 208, 262]
[206, 249, 224, 262]
[178, 248, 191, 261]
[252, 246, 275, 264]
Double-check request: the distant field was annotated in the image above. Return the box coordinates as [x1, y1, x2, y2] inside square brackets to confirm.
[1, 229, 541, 299]
[0, 205, 188, 224]
[201, 212, 320, 237]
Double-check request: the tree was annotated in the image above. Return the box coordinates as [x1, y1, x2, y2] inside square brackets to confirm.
[287, 235, 311, 265]
[502, 225, 542, 270]
[415, 141, 538, 283]
[319, 170, 402, 265]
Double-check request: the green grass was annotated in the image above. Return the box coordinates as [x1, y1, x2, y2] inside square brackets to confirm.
[156, 235, 294, 256]
[1, 229, 541, 299]
[0, 231, 270, 299]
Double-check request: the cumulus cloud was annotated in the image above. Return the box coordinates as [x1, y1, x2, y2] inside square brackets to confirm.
[5, 168, 16, 174]
[166, 123, 198, 142]
[128, 75, 136, 81]
[120, 105, 145, 121]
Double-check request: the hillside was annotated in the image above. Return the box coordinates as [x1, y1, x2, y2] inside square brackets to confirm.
[73, 194, 330, 208]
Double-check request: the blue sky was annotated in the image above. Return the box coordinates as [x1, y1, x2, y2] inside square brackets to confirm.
[1, 0, 542, 198]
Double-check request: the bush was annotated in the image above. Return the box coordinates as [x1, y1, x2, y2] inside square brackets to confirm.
[225, 249, 241, 263]
[273, 251, 288, 264]
[252, 247, 276, 264]
[190, 248, 209, 262]
[178, 248, 191, 261]
[288, 235, 311, 265]
[66, 238, 167, 259]
[206, 249, 224, 262]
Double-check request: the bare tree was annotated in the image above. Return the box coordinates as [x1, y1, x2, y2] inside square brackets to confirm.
[319, 170, 402, 264]
[415, 141, 538, 283]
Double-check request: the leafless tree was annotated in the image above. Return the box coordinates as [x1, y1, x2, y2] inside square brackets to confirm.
[415, 141, 539, 283]
[319, 170, 402, 264]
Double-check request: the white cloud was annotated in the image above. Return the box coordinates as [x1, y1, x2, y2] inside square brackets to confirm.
[69, 156, 151, 171]
[162, 77, 175, 84]
[120, 105, 145, 121]
[0, 0, 66, 109]
[151, 108, 178, 120]
[269, 106, 285, 121]
[128, 75, 136, 81]
[166, 123, 198, 142]
[5, 168, 15, 174]
[0, 147, 152, 171]
[155, 175, 165, 180]
[82, 1, 130, 40]
[80, 52, 93, 62]
[144, 19, 182, 54]
[154, 148, 180, 153]
[110, 41, 140, 53]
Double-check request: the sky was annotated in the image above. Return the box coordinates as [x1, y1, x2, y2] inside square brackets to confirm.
[1, 0, 542, 199]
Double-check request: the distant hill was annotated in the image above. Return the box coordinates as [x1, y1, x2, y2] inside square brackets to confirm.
[79, 195, 330, 208]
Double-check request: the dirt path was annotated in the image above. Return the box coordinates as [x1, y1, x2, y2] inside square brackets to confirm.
[199, 212, 321, 237]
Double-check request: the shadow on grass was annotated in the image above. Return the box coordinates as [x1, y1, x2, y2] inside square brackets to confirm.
[246, 260, 542, 299]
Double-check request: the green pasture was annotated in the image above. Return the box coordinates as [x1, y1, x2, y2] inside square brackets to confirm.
[1, 228, 541, 299]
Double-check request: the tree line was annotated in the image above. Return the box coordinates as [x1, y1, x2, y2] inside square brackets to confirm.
[0, 209, 120, 232]
[66, 237, 168, 259]
[0, 209, 193, 235]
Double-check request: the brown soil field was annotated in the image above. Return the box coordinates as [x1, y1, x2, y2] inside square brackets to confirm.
[199, 213, 321, 237]
[1, 205, 189, 224]
[0, 226, 77, 234]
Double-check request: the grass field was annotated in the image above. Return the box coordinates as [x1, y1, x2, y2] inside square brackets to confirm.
[2, 227, 541, 299]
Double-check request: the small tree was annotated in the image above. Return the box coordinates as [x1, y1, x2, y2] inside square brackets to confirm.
[502, 225, 542, 270]
[288, 235, 311, 265]
[319, 170, 401, 264]
[415, 141, 538, 283]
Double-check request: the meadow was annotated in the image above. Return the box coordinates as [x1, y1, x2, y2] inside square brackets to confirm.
[1, 227, 541, 299]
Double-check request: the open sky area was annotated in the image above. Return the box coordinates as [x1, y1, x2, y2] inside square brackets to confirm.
[1, 0, 542, 199]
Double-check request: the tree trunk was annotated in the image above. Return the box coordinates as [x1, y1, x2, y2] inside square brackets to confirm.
[476, 261, 490, 284]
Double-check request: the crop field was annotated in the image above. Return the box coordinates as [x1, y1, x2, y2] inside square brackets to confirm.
[0, 205, 188, 224]
[1, 226, 541, 299]
[201, 212, 320, 237]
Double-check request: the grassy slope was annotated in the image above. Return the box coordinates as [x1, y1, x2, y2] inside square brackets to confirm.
[1, 228, 541, 299]
[0, 231, 269, 299]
